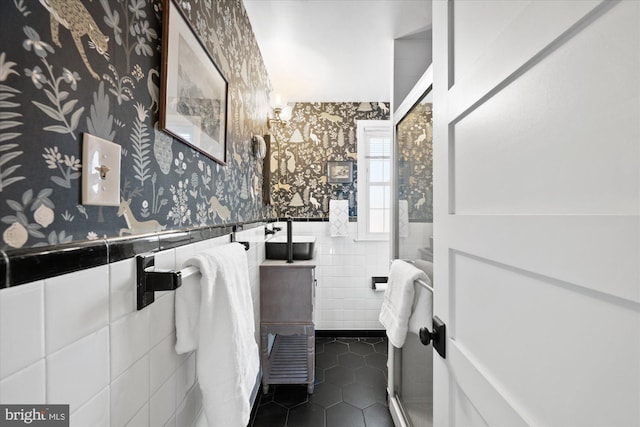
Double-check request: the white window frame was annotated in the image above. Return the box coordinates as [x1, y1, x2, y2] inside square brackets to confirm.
[357, 120, 392, 241]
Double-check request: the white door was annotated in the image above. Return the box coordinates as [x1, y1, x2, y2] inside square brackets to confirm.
[432, 1, 639, 426]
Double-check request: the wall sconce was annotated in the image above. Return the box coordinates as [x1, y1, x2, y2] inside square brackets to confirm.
[267, 92, 292, 129]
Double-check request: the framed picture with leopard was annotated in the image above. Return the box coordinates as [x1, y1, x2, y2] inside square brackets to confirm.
[159, 0, 228, 165]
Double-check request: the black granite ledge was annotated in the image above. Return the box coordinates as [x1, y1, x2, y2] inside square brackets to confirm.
[0, 216, 377, 288]
[3, 240, 108, 288]
[0, 220, 270, 289]
[158, 231, 191, 251]
[108, 234, 160, 264]
[1, 251, 9, 289]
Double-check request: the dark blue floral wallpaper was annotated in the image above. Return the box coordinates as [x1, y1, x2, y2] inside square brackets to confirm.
[397, 102, 432, 222]
[0, 0, 271, 249]
[270, 102, 390, 218]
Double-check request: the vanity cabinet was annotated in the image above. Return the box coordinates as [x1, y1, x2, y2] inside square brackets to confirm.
[260, 260, 316, 394]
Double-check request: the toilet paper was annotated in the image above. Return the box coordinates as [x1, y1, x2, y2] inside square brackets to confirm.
[374, 283, 388, 292]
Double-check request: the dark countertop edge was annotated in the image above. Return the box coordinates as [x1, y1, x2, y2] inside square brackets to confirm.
[260, 259, 317, 268]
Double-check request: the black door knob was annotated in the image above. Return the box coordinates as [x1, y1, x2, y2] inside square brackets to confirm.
[419, 327, 436, 346]
[418, 316, 447, 359]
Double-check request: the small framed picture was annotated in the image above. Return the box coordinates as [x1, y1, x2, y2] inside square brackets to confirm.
[160, 0, 228, 164]
[327, 161, 353, 183]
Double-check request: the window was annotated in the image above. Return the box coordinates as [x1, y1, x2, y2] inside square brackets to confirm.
[357, 120, 392, 240]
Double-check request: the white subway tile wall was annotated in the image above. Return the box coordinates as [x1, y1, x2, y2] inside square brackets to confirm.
[125, 403, 149, 427]
[109, 259, 137, 321]
[0, 360, 46, 404]
[273, 221, 391, 329]
[0, 222, 425, 423]
[45, 266, 109, 355]
[110, 308, 150, 380]
[46, 327, 109, 410]
[0, 228, 264, 426]
[149, 372, 177, 427]
[70, 386, 110, 427]
[0, 281, 45, 378]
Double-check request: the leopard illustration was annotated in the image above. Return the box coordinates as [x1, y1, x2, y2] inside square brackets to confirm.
[39, 0, 109, 80]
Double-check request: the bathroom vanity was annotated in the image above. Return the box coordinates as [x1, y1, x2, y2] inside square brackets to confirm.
[259, 259, 316, 394]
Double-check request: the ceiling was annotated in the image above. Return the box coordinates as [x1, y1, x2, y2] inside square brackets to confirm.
[243, 0, 432, 103]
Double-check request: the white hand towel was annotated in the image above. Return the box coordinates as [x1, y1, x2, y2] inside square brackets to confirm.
[329, 199, 349, 237]
[379, 260, 431, 348]
[175, 243, 259, 427]
[398, 200, 409, 238]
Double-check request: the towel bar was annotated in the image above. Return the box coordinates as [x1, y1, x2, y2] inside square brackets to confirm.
[136, 238, 250, 310]
[399, 259, 434, 293]
[229, 229, 250, 250]
[371, 276, 433, 294]
[372, 260, 434, 294]
[137, 252, 184, 310]
[415, 278, 434, 294]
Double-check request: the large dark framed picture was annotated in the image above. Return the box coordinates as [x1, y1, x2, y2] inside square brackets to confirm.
[327, 161, 353, 183]
[160, 0, 228, 164]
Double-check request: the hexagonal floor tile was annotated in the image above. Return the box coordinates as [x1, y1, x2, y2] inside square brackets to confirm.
[259, 388, 275, 405]
[316, 351, 338, 370]
[338, 352, 365, 369]
[315, 337, 335, 353]
[322, 341, 349, 356]
[374, 340, 388, 355]
[324, 365, 356, 387]
[252, 401, 288, 427]
[314, 366, 325, 384]
[326, 402, 366, 427]
[342, 382, 386, 409]
[349, 340, 375, 356]
[354, 366, 387, 388]
[251, 336, 391, 427]
[287, 402, 325, 427]
[308, 381, 343, 408]
[365, 352, 388, 371]
[273, 385, 309, 408]
[363, 403, 394, 427]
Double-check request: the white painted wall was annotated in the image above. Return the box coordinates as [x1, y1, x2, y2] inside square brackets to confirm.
[394, 32, 432, 109]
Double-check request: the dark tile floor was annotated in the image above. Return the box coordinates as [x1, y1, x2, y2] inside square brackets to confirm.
[250, 337, 393, 427]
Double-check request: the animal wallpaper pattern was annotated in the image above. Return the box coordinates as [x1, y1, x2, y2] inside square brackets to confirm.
[397, 102, 433, 222]
[0, 0, 272, 250]
[270, 102, 390, 218]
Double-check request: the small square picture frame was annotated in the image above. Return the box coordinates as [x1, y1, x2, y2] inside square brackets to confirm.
[327, 161, 353, 183]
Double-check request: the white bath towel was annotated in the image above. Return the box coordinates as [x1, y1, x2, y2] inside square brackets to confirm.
[398, 200, 409, 238]
[175, 243, 259, 427]
[329, 199, 349, 237]
[379, 260, 431, 348]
